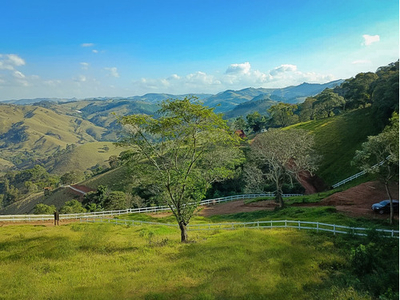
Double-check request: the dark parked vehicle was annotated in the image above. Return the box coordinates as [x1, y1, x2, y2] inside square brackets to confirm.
[371, 200, 399, 214]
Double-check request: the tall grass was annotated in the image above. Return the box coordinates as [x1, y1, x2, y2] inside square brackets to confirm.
[0, 222, 391, 299]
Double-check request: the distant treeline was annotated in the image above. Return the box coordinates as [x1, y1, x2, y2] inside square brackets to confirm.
[231, 61, 399, 133]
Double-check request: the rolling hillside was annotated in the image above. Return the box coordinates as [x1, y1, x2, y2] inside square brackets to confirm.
[287, 107, 381, 185]
[0, 104, 107, 168]
[45, 142, 126, 175]
[61, 107, 383, 196]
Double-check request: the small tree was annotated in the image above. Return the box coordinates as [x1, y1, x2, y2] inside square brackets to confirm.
[313, 89, 345, 119]
[60, 200, 86, 214]
[267, 103, 299, 128]
[82, 185, 109, 209]
[246, 111, 267, 133]
[353, 113, 399, 224]
[34, 203, 56, 214]
[103, 191, 132, 210]
[246, 129, 320, 207]
[60, 170, 84, 185]
[117, 97, 243, 242]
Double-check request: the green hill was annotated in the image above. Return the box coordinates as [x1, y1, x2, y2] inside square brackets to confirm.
[0, 104, 106, 168]
[45, 142, 124, 175]
[287, 107, 381, 186]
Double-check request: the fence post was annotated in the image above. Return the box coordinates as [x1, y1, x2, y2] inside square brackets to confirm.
[298, 220, 300, 230]
[257, 221, 259, 229]
[316, 222, 319, 233]
[333, 224, 336, 236]
[285, 220, 287, 228]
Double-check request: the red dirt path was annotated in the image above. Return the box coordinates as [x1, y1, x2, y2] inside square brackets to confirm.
[199, 181, 399, 220]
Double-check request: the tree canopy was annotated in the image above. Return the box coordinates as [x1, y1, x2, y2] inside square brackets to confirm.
[117, 97, 244, 242]
[246, 129, 320, 207]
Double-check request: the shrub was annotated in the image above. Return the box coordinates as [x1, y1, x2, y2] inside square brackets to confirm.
[34, 203, 56, 214]
[60, 200, 86, 214]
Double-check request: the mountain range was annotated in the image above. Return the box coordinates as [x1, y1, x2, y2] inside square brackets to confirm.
[0, 80, 343, 173]
[2, 80, 343, 114]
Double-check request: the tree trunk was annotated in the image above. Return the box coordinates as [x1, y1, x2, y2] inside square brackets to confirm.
[384, 181, 394, 225]
[275, 181, 284, 208]
[179, 221, 188, 242]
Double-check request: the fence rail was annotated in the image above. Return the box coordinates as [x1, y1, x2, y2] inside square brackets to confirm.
[0, 193, 303, 222]
[332, 170, 367, 188]
[81, 218, 399, 238]
[332, 160, 385, 188]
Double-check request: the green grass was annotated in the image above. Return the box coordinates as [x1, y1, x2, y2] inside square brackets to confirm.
[47, 142, 124, 175]
[117, 204, 398, 230]
[0, 223, 384, 299]
[83, 163, 133, 192]
[287, 108, 381, 186]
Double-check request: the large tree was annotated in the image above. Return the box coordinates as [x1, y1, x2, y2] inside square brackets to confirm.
[246, 129, 320, 207]
[313, 89, 345, 119]
[117, 97, 243, 242]
[353, 113, 399, 224]
[267, 103, 299, 128]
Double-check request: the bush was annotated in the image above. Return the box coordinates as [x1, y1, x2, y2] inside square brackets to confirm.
[350, 239, 399, 299]
[60, 200, 86, 214]
[34, 203, 56, 214]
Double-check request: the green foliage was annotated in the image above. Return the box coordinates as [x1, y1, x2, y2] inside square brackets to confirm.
[83, 185, 109, 209]
[352, 112, 399, 223]
[33, 203, 56, 214]
[371, 61, 399, 128]
[313, 89, 345, 119]
[245, 111, 267, 132]
[337, 72, 378, 109]
[60, 170, 84, 185]
[117, 97, 244, 241]
[267, 102, 299, 127]
[103, 191, 131, 210]
[350, 237, 399, 299]
[0, 165, 59, 207]
[59, 200, 86, 214]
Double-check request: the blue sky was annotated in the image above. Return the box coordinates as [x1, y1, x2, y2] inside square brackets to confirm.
[0, 0, 398, 100]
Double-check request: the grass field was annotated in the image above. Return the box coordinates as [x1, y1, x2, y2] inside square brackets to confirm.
[0, 222, 387, 300]
[1, 205, 397, 299]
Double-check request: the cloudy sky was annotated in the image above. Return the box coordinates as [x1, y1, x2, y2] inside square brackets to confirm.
[0, 0, 398, 100]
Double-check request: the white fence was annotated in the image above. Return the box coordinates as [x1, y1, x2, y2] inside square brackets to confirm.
[332, 170, 367, 188]
[0, 193, 303, 222]
[83, 218, 399, 238]
[332, 160, 385, 188]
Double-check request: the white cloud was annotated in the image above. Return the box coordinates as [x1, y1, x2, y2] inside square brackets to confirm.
[352, 59, 372, 65]
[362, 34, 380, 46]
[105, 67, 119, 78]
[81, 43, 95, 47]
[130, 62, 334, 95]
[225, 62, 251, 74]
[43, 80, 61, 87]
[13, 71, 25, 79]
[269, 64, 297, 76]
[73, 75, 87, 82]
[92, 49, 99, 53]
[80, 62, 89, 70]
[0, 54, 26, 70]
